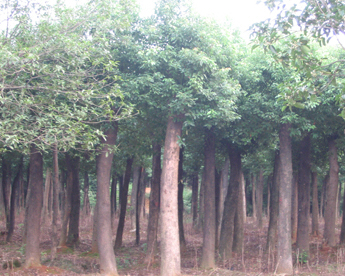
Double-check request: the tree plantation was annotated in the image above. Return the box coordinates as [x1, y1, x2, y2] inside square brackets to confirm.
[1, 0, 345, 275]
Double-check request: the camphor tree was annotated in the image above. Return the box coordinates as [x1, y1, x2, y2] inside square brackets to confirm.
[0, 0, 133, 272]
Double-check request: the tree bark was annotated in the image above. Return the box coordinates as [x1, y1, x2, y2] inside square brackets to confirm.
[7, 158, 23, 242]
[67, 154, 80, 247]
[320, 174, 328, 218]
[114, 157, 134, 250]
[276, 123, 293, 275]
[198, 168, 206, 230]
[160, 115, 183, 276]
[83, 171, 91, 216]
[256, 170, 264, 229]
[51, 144, 60, 260]
[25, 145, 43, 267]
[191, 172, 199, 228]
[232, 168, 244, 254]
[323, 137, 339, 247]
[311, 172, 319, 236]
[178, 147, 186, 250]
[136, 168, 146, 245]
[131, 166, 141, 230]
[144, 142, 161, 265]
[201, 128, 216, 268]
[110, 174, 117, 230]
[296, 133, 311, 254]
[339, 175, 345, 244]
[2, 157, 11, 230]
[251, 174, 256, 219]
[266, 150, 280, 252]
[96, 125, 119, 276]
[41, 168, 52, 225]
[219, 157, 230, 235]
[219, 144, 241, 260]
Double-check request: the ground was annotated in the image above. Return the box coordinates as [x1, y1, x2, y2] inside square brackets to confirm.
[1, 211, 345, 275]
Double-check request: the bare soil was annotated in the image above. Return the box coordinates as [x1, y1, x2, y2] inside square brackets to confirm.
[1, 212, 345, 275]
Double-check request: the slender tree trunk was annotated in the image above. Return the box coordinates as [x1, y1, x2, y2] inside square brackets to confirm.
[160, 115, 183, 276]
[297, 133, 311, 254]
[311, 172, 319, 236]
[291, 174, 298, 242]
[41, 168, 52, 225]
[339, 175, 345, 244]
[59, 163, 72, 246]
[219, 144, 241, 260]
[136, 168, 146, 245]
[276, 123, 293, 275]
[215, 169, 221, 249]
[323, 137, 339, 247]
[91, 205, 98, 253]
[96, 125, 119, 275]
[266, 150, 280, 252]
[2, 157, 11, 230]
[131, 166, 141, 230]
[178, 147, 186, 250]
[110, 174, 117, 230]
[25, 145, 43, 267]
[241, 172, 247, 223]
[251, 174, 256, 219]
[256, 170, 264, 229]
[320, 174, 328, 218]
[114, 157, 134, 249]
[337, 181, 342, 219]
[201, 128, 216, 268]
[67, 155, 80, 246]
[198, 169, 206, 230]
[83, 171, 91, 216]
[232, 168, 244, 254]
[51, 144, 60, 260]
[191, 172, 199, 228]
[219, 157, 230, 235]
[144, 142, 161, 265]
[7, 158, 23, 242]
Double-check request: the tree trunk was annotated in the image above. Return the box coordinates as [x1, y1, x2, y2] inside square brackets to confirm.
[320, 174, 328, 218]
[41, 168, 52, 225]
[51, 144, 60, 260]
[144, 142, 161, 265]
[83, 171, 91, 216]
[114, 157, 134, 249]
[96, 125, 119, 275]
[266, 150, 280, 252]
[160, 115, 183, 276]
[110, 174, 117, 230]
[337, 181, 342, 219]
[191, 172, 199, 228]
[219, 157, 230, 235]
[25, 145, 43, 267]
[59, 162, 72, 246]
[201, 128, 216, 268]
[323, 137, 339, 247]
[2, 157, 11, 230]
[256, 170, 264, 229]
[276, 123, 293, 275]
[215, 169, 221, 248]
[297, 133, 311, 255]
[219, 144, 241, 260]
[251, 174, 256, 219]
[7, 158, 23, 242]
[291, 174, 298, 242]
[131, 166, 141, 230]
[198, 168, 206, 230]
[178, 147, 186, 250]
[91, 205, 98, 253]
[339, 175, 345, 244]
[67, 154, 80, 247]
[311, 172, 319, 236]
[136, 168, 146, 245]
[232, 168, 244, 254]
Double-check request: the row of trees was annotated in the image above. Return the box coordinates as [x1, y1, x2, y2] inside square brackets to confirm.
[1, 0, 345, 275]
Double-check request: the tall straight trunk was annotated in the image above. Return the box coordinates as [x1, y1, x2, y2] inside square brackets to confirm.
[215, 169, 221, 248]
[219, 144, 241, 259]
[25, 145, 43, 267]
[91, 205, 98, 253]
[337, 181, 342, 219]
[311, 172, 319, 236]
[339, 175, 345, 243]
[59, 163, 72, 246]
[219, 157, 230, 233]
[320, 174, 328, 218]
[145, 142, 161, 265]
[232, 168, 244, 254]
[41, 168, 52, 225]
[291, 175, 298, 242]
[67, 155, 80, 246]
[83, 171, 91, 216]
[256, 170, 264, 229]
[267, 176, 271, 218]
[114, 157, 133, 249]
[323, 137, 339, 247]
[2, 157, 11, 229]
[201, 128, 216, 268]
[160, 116, 183, 276]
[136, 168, 146, 245]
[297, 133, 311, 254]
[131, 166, 141, 230]
[276, 123, 293, 275]
[51, 144, 60, 259]
[241, 172, 247, 223]
[251, 174, 256, 219]
[7, 158, 23, 242]
[110, 174, 117, 229]
[266, 150, 280, 251]
[191, 173, 199, 227]
[198, 168, 206, 229]
[96, 125, 118, 275]
[178, 147, 186, 250]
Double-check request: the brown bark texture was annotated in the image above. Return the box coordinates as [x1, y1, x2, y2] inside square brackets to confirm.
[160, 116, 182, 276]
[276, 123, 293, 275]
[144, 142, 161, 265]
[197, 168, 206, 230]
[25, 145, 43, 267]
[256, 170, 264, 229]
[83, 171, 91, 216]
[251, 174, 256, 219]
[110, 174, 117, 230]
[114, 157, 133, 250]
[136, 168, 146, 245]
[311, 172, 319, 236]
[130, 166, 141, 230]
[323, 138, 339, 247]
[219, 144, 241, 260]
[232, 168, 244, 254]
[191, 173, 199, 227]
[96, 125, 118, 275]
[296, 133, 311, 254]
[51, 144, 60, 260]
[291, 174, 298, 242]
[59, 167, 72, 246]
[41, 168, 52, 225]
[178, 147, 186, 250]
[2, 157, 11, 229]
[201, 129, 216, 268]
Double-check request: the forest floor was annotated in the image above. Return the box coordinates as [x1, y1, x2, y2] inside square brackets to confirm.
[1, 212, 345, 275]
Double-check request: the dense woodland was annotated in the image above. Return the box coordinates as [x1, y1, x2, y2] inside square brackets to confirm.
[1, 0, 345, 275]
